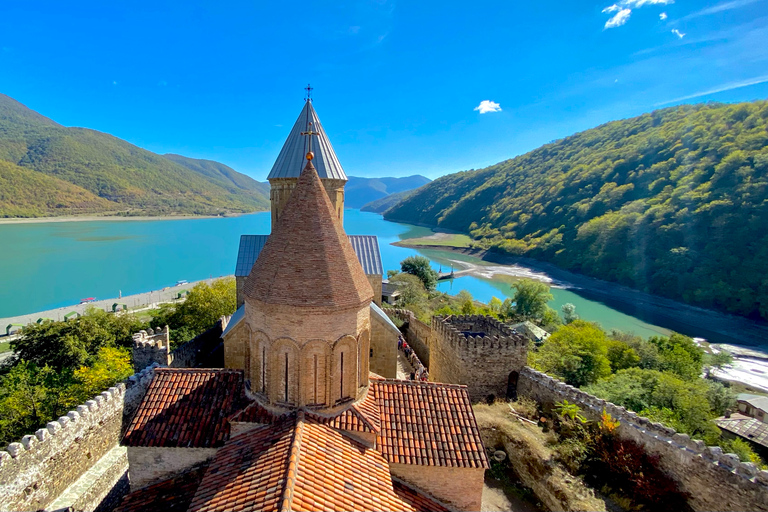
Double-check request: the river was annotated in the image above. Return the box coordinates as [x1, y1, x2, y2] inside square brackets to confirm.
[0, 209, 671, 339]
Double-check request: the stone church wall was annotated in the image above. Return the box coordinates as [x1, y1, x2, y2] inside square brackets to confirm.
[429, 315, 528, 402]
[386, 309, 431, 367]
[370, 311, 397, 378]
[518, 366, 768, 512]
[0, 365, 157, 512]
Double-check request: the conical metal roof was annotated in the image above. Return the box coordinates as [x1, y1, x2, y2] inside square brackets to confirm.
[244, 158, 372, 309]
[267, 101, 347, 181]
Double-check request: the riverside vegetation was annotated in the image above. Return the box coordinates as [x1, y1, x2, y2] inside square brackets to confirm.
[385, 263, 766, 469]
[386, 100, 768, 322]
[0, 278, 236, 446]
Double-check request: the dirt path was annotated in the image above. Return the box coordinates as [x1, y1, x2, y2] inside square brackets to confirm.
[482, 476, 541, 512]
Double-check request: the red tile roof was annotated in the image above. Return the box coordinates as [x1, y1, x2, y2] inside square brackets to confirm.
[188, 413, 450, 512]
[243, 160, 373, 309]
[189, 420, 297, 512]
[123, 368, 246, 448]
[306, 384, 380, 433]
[374, 379, 489, 469]
[229, 400, 290, 424]
[113, 464, 208, 512]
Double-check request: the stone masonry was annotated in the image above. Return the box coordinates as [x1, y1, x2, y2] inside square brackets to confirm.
[519, 367, 768, 512]
[429, 315, 528, 402]
[132, 326, 171, 372]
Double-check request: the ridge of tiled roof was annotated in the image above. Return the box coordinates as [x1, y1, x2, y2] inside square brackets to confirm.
[243, 159, 373, 309]
[113, 464, 208, 512]
[189, 418, 298, 512]
[267, 101, 346, 181]
[123, 368, 246, 448]
[305, 385, 380, 433]
[229, 400, 290, 424]
[374, 379, 489, 469]
[189, 410, 450, 512]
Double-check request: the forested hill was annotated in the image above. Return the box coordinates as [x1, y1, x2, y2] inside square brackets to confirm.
[385, 100, 768, 321]
[0, 94, 269, 217]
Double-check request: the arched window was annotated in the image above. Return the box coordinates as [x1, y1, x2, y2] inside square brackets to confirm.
[270, 339, 299, 406]
[301, 340, 330, 406]
[332, 336, 357, 404]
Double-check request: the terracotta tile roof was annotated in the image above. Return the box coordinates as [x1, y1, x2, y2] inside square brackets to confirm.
[374, 379, 489, 469]
[392, 480, 451, 512]
[229, 400, 290, 424]
[123, 368, 246, 448]
[188, 419, 297, 512]
[288, 420, 445, 512]
[113, 464, 208, 512]
[306, 385, 380, 433]
[243, 160, 373, 309]
[188, 412, 449, 512]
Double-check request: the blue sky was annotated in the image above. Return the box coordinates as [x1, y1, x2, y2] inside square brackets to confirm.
[1, 0, 767, 180]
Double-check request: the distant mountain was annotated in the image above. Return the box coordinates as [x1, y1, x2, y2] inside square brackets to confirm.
[344, 175, 431, 209]
[360, 189, 417, 214]
[0, 94, 269, 217]
[386, 100, 768, 321]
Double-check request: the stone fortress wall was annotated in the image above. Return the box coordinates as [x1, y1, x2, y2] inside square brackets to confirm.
[389, 307, 768, 512]
[387, 309, 431, 366]
[0, 317, 229, 512]
[520, 367, 768, 512]
[429, 315, 528, 402]
[0, 365, 158, 512]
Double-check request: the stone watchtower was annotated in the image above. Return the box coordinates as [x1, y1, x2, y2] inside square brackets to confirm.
[267, 99, 347, 226]
[132, 326, 171, 372]
[225, 153, 374, 411]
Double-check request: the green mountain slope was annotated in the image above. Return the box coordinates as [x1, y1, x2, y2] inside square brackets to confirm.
[163, 153, 271, 197]
[360, 189, 418, 214]
[345, 175, 430, 209]
[0, 94, 269, 217]
[0, 160, 113, 217]
[386, 100, 768, 320]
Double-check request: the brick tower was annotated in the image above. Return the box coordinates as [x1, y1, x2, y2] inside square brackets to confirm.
[227, 152, 374, 411]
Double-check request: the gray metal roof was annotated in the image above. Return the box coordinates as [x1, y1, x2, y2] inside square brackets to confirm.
[347, 235, 383, 276]
[235, 234, 382, 277]
[739, 395, 768, 411]
[221, 304, 245, 338]
[267, 101, 347, 181]
[370, 302, 401, 336]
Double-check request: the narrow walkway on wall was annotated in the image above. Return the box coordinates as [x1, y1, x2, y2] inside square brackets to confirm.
[396, 351, 415, 380]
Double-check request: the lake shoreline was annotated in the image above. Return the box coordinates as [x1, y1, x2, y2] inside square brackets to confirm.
[394, 241, 768, 350]
[0, 212, 262, 225]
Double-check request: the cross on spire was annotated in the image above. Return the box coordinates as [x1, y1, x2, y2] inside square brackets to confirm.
[304, 83, 313, 102]
[301, 121, 320, 158]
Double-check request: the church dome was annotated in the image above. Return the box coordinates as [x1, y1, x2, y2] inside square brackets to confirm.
[244, 158, 372, 309]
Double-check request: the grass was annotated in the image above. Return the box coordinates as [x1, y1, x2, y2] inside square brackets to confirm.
[400, 233, 473, 248]
[0, 340, 11, 354]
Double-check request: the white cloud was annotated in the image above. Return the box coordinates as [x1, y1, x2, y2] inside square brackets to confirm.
[660, 12, 668, 19]
[605, 8, 632, 28]
[602, 0, 673, 29]
[474, 100, 502, 114]
[671, 28, 685, 38]
[112, 81, 118, 86]
[656, 74, 768, 105]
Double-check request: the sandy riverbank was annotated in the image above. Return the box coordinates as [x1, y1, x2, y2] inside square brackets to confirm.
[0, 213, 254, 225]
[394, 241, 768, 350]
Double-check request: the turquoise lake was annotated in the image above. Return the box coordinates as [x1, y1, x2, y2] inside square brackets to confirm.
[0, 209, 669, 339]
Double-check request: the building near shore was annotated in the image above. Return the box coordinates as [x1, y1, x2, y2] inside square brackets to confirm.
[113, 98, 489, 512]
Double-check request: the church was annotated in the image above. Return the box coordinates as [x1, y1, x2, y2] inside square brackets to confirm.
[114, 98, 489, 512]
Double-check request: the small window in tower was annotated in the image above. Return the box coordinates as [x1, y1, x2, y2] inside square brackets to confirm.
[370, 349, 373, 357]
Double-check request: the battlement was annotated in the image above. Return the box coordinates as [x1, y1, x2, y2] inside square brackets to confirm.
[518, 367, 768, 510]
[132, 326, 171, 371]
[432, 315, 528, 353]
[0, 364, 158, 511]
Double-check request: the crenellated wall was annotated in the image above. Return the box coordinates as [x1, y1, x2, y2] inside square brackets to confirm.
[386, 309, 431, 366]
[429, 315, 528, 402]
[0, 364, 158, 512]
[518, 366, 768, 512]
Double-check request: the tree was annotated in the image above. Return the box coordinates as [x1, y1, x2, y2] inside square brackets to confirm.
[511, 279, 553, 320]
[389, 272, 428, 307]
[648, 333, 704, 380]
[400, 256, 439, 290]
[561, 303, 578, 324]
[532, 320, 611, 387]
[607, 339, 641, 372]
[72, 347, 133, 400]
